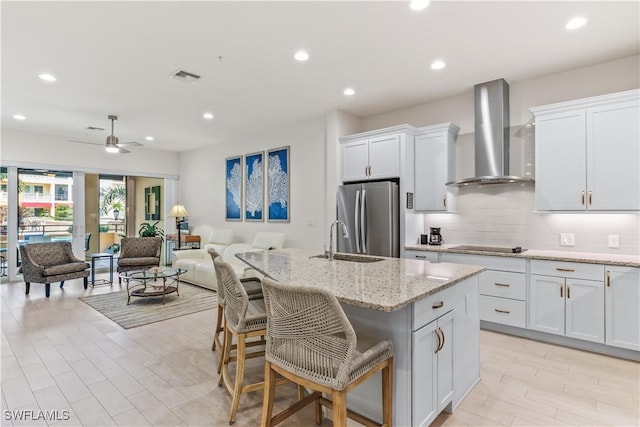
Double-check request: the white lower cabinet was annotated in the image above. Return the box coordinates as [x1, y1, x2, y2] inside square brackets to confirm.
[412, 309, 455, 427]
[404, 249, 439, 262]
[605, 266, 640, 351]
[529, 260, 605, 344]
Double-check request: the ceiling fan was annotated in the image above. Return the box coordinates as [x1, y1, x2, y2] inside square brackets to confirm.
[67, 115, 143, 154]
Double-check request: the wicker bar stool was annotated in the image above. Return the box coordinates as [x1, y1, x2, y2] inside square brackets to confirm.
[208, 248, 262, 355]
[260, 278, 394, 427]
[214, 257, 287, 424]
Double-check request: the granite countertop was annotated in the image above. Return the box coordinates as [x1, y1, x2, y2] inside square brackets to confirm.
[405, 244, 640, 268]
[235, 248, 484, 312]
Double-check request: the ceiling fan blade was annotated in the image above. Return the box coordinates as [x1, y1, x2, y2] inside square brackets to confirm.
[67, 139, 102, 146]
[116, 141, 143, 147]
[118, 147, 131, 154]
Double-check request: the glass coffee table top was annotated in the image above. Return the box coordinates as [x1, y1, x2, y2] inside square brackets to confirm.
[121, 267, 187, 305]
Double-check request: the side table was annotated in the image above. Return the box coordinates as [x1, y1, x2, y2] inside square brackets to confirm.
[88, 252, 114, 286]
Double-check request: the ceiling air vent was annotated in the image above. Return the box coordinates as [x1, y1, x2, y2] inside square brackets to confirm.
[170, 69, 201, 83]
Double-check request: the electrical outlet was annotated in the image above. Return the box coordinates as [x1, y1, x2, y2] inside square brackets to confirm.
[608, 235, 620, 248]
[560, 233, 575, 246]
[306, 218, 314, 228]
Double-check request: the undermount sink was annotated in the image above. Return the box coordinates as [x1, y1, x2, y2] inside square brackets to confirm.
[310, 253, 385, 263]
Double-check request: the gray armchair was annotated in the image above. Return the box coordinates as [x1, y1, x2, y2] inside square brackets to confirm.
[117, 237, 162, 283]
[19, 242, 90, 298]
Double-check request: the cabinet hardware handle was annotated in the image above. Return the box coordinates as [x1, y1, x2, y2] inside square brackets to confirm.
[434, 328, 442, 354]
[443, 195, 447, 208]
[589, 191, 592, 206]
[439, 327, 445, 352]
[606, 271, 611, 287]
[494, 283, 510, 287]
[368, 165, 371, 176]
[556, 268, 575, 272]
[365, 166, 368, 176]
[560, 285, 563, 298]
[567, 285, 570, 299]
[495, 309, 510, 314]
[415, 255, 427, 259]
[581, 191, 585, 205]
[432, 301, 444, 309]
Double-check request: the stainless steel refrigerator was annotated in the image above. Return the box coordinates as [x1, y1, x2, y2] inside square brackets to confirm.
[336, 181, 399, 257]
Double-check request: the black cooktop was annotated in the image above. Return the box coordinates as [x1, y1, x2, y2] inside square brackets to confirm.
[449, 245, 527, 254]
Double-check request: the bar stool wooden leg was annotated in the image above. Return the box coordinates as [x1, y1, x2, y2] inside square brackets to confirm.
[228, 333, 247, 424]
[382, 358, 393, 427]
[314, 395, 322, 425]
[332, 390, 347, 427]
[212, 302, 224, 351]
[261, 361, 276, 427]
[219, 327, 232, 387]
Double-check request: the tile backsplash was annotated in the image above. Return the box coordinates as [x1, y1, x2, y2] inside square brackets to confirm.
[421, 185, 639, 255]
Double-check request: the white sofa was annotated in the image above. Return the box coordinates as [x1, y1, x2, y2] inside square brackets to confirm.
[173, 230, 286, 290]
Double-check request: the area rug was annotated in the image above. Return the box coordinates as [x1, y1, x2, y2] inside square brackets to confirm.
[79, 284, 217, 329]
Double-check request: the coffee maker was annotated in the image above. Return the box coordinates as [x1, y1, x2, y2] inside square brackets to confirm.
[428, 227, 443, 245]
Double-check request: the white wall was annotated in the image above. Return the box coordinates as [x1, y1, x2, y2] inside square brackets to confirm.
[363, 55, 640, 255]
[1, 128, 179, 177]
[179, 115, 328, 250]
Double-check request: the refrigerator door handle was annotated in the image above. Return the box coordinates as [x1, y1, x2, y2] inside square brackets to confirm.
[361, 189, 367, 253]
[354, 190, 361, 253]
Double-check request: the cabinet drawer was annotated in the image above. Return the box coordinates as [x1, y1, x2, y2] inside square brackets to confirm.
[480, 295, 526, 328]
[405, 250, 439, 262]
[413, 284, 457, 331]
[530, 259, 604, 281]
[479, 271, 526, 300]
[440, 253, 526, 273]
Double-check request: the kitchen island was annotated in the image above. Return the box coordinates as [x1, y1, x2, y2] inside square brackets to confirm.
[236, 248, 485, 427]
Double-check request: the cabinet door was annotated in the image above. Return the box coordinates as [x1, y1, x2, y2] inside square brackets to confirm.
[436, 310, 454, 413]
[565, 278, 604, 343]
[535, 110, 586, 211]
[529, 275, 565, 336]
[412, 320, 438, 427]
[414, 133, 448, 211]
[606, 267, 640, 350]
[587, 101, 640, 210]
[342, 139, 369, 182]
[368, 134, 400, 179]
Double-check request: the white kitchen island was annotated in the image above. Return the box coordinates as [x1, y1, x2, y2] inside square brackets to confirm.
[236, 249, 485, 427]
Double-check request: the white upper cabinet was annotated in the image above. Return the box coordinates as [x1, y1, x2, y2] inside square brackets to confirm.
[414, 123, 459, 211]
[530, 90, 640, 211]
[341, 131, 401, 182]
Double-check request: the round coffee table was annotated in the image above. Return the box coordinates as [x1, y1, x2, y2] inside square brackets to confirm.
[121, 267, 187, 305]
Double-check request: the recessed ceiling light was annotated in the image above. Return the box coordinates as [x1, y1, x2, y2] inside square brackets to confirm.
[203, 112, 214, 120]
[565, 16, 587, 30]
[38, 73, 57, 82]
[13, 114, 26, 120]
[343, 88, 355, 96]
[294, 50, 309, 61]
[409, 0, 429, 11]
[430, 59, 446, 70]
[145, 136, 154, 141]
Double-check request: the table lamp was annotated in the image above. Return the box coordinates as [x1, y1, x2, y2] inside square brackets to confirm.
[168, 203, 190, 249]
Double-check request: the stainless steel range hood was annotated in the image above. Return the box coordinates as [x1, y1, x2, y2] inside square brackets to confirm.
[449, 78, 534, 186]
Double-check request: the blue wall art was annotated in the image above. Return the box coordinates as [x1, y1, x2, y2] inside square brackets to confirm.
[225, 156, 242, 221]
[267, 146, 290, 222]
[244, 151, 264, 221]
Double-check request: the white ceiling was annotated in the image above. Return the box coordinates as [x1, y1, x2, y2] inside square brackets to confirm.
[2, 1, 639, 153]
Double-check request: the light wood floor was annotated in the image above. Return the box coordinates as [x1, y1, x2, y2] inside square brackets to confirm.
[1, 275, 638, 427]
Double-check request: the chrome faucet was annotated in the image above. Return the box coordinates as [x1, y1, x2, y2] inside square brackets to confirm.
[326, 220, 349, 261]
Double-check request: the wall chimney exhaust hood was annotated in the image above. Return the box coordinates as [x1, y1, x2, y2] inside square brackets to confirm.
[449, 78, 534, 186]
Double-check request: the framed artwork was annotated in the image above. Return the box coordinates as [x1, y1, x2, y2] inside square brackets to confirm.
[244, 151, 264, 222]
[225, 156, 243, 221]
[267, 146, 290, 222]
[144, 186, 161, 221]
